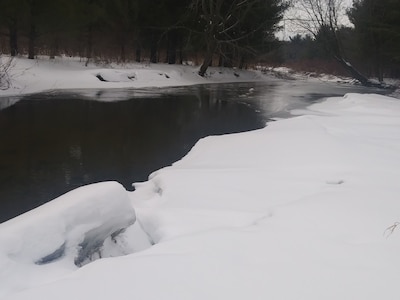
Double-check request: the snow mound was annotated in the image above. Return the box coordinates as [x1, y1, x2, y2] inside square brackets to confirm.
[0, 181, 136, 268]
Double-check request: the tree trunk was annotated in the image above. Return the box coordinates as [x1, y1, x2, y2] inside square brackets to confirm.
[28, 23, 36, 59]
[9, 20, 18, 57]
[167, 31, 177, 64]
[239, 54, 246, 69]
[329, 31, 375, 87]
[85, 25, 93, 67]
[150, 37, 157, 63]
[218, 54, 223, 67]
[135, 46, 141, 62]
[199, 51, 214, 76]
[377, 66, 384, 83]
[50, 37, 59, 59]
[178, 42, 183, 64]
[218, 44, 234, 68]
[374, 51, 383, 82]
[335, 56, 374, 87]
[120, 43, 126, 63]
[199, 40, 216, 77]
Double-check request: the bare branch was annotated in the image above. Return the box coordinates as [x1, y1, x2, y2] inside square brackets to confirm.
[287, 0, 347, 36]
[384, 222, 400, 238]
[0, 55, 14, 90]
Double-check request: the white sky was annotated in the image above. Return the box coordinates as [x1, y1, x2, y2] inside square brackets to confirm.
[276, 0, 354, 40]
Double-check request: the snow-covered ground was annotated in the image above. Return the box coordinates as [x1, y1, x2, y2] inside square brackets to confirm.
[0, 56, 263, 97]
[1, 56, 400, 299]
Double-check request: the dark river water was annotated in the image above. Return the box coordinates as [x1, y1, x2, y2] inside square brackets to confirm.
[0, 81, 388, 222]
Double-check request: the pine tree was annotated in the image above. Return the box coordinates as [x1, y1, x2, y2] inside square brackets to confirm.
[348, 0, 400, 81]
[188, 0, 288, 76]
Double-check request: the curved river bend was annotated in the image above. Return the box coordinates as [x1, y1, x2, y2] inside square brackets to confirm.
[0, 80, 387, 222]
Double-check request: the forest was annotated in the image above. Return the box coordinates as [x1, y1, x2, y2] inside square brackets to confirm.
[0, 0, 399, 81]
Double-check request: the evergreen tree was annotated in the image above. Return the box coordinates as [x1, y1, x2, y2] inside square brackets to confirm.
[188, 0, 288, 76]
[290, 0, 376, 86]
[348, 0, 400, 81]
[0, 0, 290, 70]
[73, 0, 106, 64]
[138, 0, 191, 64]
[0, 0, 28, 56]
[104, 0, 139, 62]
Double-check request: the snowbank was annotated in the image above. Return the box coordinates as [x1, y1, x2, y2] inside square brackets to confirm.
[0, 181, 143, 298]
[0, 56, 263, 98]
[2, 93, 400, 300]
[1, 54, 400, 300]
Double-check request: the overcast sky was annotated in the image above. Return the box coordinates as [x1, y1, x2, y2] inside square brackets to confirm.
[276, 0, 354, 40]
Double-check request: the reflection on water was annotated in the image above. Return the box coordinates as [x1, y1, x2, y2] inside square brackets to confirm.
[0, 81, 386, 222]
[0, 84, 267, 222]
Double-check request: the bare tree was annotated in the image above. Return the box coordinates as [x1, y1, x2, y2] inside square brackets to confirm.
[189, 0, 287, 76]
[0, 55, 14, 90]
[288, 0, 375, 86]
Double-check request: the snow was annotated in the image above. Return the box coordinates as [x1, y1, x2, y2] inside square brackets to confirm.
[0, 181, 143, 298]
[260, 65, 360, 84]
[0, 56, 263, 99]
[1, 56, 400, 299]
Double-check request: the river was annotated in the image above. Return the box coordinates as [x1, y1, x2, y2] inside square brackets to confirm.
[0, 80, 387, 222]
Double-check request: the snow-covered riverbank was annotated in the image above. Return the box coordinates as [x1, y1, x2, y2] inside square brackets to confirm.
[1, 56, 400, 300]
[0, 56, 264, 97]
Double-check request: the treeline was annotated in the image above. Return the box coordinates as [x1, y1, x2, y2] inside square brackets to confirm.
[0, 0, 287, 75]
[1, 0, 399, 81]
[282, 0, 400, 81]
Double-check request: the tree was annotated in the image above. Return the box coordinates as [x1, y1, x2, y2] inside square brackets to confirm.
[43, 0, 75, 59]
[0, 55, 13, 90]
[289, 0, 375, 86]
[73, 0, 106, 65]
[0, 0, 289, 67]
[104, 0, 140, 62]
[347, 0, 400, 81]
[19, 0, 73, 59]
[283, 34, 326, 60]
[0, 0, 28, 56]
[160, 0, 192, 64]
[188, 0, 288, 76]
[25, 0, 41, 59]
[137, 0, 192, 64]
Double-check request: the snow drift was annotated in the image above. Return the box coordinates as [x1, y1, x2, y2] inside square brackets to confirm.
[0, 181, 140, 297]
[1, 55, 400, 300]
[2, 93, 400, 300]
